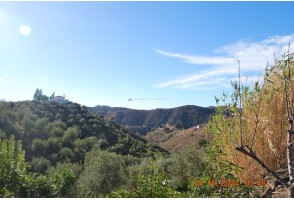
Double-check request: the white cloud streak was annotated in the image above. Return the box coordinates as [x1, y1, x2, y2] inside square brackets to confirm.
[156, 49, 236, 65]
[19, 25, 31, 36]
[155, 34, 294, 90]
[156, 68, 236, 88]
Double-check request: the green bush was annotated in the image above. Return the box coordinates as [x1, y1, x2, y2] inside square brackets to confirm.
[161, 149, 205, 192]
[189, 146, 255, 198]
[51, 127, 64, 137]
[47, 137, 61, 153]
[47, 161, 82, 197]
[21, 114, 34, 132]
[0, 136, 27, 197]
[31, 157, 51, 173]
[62, 127, 81, 147]
[109, 162, 184, 198]
[0, 136, 75, 198]
[47, 161, 82, 178]
[31, 138, 49, 155]
[35, 118, 49, 132]
[59, 147, 75, 161]
[77, 149, 127, 197]
[0, 130, 6, 139]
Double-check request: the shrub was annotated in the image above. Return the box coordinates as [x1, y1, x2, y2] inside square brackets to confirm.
[59, 147, 75, 161]
[109, 162, 184, 198]
[31, 157, 51, 173]
[31, 139, 49, 155]
[47, 137, 61, 153]
[62, 127, 81, 147]
[0, 136, 75, 198]
[161, 149, 205, 191]
[77, 149, 127, 197]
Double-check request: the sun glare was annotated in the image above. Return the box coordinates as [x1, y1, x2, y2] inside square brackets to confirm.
[18, 25, 31, 36]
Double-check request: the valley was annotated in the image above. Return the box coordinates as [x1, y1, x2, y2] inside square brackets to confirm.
[88, 105, 215, 153]
[89, 105, 215, 136]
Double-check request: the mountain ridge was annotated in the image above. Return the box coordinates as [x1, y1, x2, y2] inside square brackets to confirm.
[88, 105, 215, 135]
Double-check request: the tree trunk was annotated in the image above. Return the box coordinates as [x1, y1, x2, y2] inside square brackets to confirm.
[287, 129, 294, 184]
[287, 127, 294, 197]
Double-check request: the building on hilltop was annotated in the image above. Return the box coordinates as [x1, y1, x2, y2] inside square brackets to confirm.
[52, 95, 69, 104]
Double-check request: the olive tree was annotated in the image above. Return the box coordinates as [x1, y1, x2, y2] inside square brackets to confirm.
[77, 149, 127, 197]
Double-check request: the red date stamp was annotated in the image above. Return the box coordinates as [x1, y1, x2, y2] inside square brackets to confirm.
[194, 179, 267, 187]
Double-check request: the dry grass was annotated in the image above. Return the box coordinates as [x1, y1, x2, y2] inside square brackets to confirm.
[145, 124, 209, 152]
[210, 54, 294, 182]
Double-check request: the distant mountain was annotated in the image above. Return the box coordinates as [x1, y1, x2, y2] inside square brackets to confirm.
[88, 105, 215, 135]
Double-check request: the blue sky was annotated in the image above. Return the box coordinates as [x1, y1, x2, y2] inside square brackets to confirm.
[1, 1, 294, 109]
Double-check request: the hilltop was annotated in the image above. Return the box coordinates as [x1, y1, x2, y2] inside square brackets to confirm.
[0, 100, 168, 167]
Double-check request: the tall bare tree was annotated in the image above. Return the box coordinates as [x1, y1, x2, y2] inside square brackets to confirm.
[235, 46, 294, 197]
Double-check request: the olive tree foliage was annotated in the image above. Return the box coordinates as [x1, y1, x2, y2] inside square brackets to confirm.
[77, 149, 127, 197]
[62, 127, 81, 148]
[47, 161, 82, 178]
[109, 162, 184, 198]
[0, 136, 27, 197]
[47, 161, 83, 197]
[59, 147, 75, 161]
[161, 149, 205, 191]
[0, 136, 75, 197]
[31, 138, 48, 155]
[31, 157, 51, 174]
[208, 47, 294, 196]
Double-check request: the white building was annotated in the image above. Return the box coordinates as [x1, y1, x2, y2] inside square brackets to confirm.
[52, 95, 69, 104]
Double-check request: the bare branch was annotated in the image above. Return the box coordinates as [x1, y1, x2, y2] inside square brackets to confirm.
[235, 146, 289, 188]
[238, 60, 243, 146]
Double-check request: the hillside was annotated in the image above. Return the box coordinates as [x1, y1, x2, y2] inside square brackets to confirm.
[145, 123, 211, 152]
[89, 105, 215, 135]
[0, 100, 168, 168]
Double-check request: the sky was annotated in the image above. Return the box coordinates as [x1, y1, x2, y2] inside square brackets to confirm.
[1, 1, 294, 110]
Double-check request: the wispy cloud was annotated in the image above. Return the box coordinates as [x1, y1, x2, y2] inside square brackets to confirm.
[155, 34, 294, 90]
[155, 49, 236, 65]
[156, 68, 236, 88]
[19, 25, 31, 37]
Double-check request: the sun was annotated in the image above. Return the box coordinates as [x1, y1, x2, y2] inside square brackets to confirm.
[19, 25, 31, 36]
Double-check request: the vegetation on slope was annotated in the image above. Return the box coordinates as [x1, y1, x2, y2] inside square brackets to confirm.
[0, 99, 167, 166]
[145, 123, 210, 152]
